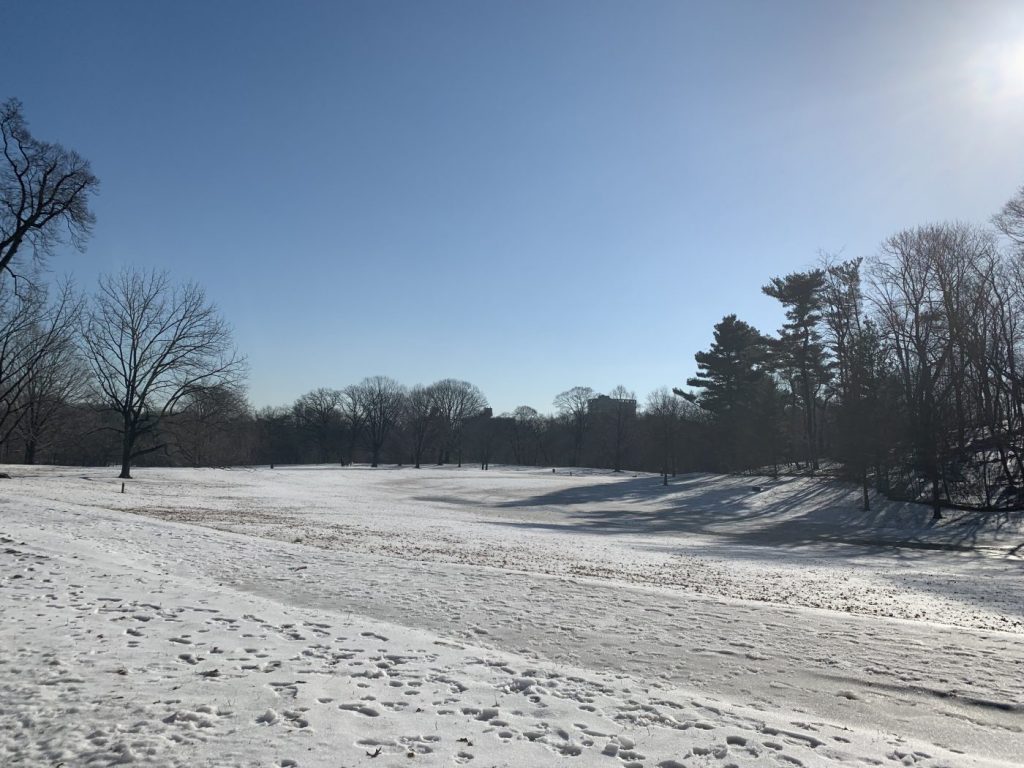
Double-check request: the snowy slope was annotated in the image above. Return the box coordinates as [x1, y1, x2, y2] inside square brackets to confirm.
[1, 465, 1022, 767]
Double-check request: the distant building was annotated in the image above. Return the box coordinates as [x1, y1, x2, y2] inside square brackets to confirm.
[464, 406, 493, 423]
[587, 394, 636, 418]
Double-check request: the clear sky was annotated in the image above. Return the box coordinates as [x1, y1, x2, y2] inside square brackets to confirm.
[6, 1, 1024, 414]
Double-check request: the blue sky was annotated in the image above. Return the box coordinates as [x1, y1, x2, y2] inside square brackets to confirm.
[6, 1, 1024, 414]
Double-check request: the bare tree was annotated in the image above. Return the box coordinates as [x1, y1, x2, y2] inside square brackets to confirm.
[507, 405, 541, 466]
[255, 405, 298, 467]
[14, 324, 88, 464]
[553, 386, 594, 467]
[292, 387, 344, 462]
[166, 384, 250, 467]
[985, 251, 1024, 491]
[340, 385, 367, 465]
[431, 378, 488, 466]
[404, 384, 438, 469]
[1, 99, 99, 277]
[993, 184, 1024, 250]
[819, 256, 864, 401]
[645, 387, 686, 485]
[83, 267, 245, 479]
[869, 227, 955, 519]
[464, 408, 495, 469]
[604, 385, 636, 472]
[351, 375, 406, 467]
[0, 278, 82, 454]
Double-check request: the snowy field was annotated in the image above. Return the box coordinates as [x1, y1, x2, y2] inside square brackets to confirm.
[1, 465, 1022, 767]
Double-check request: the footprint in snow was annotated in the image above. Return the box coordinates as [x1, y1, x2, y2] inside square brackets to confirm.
[339, 702, 380, 717]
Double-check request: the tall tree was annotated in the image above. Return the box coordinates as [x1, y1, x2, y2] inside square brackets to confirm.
[292, 387, 343, 463]
[594, 385, 636, 472]
[403, 384, 438, 469]
[167, 384, 250, 468]
[1, 99, 99, 277]
[553, 386, 594, 467]
[83, 267, 245, 479]
[645, 387, 686, 484]
[763, 269, 830, 471]
[352, 375, 406, 467]
[255, 405, 298, 467]
[340, 384, 367, 465]
[832, 320, 893, 510]
[464, 408, 496, 470]
[0, 278, 81, 454]
[993, 184, 1024, 251]
[431, 378, 488, 466]
[819, 257, 864, 399]
[506, 405, 541, 466]
[679, 315, 781, 471]
[870, 227, 955, 519]
[14, 318, 88, 464]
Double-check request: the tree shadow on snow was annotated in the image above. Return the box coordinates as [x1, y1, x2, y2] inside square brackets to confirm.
[485, 473, 1024, 560]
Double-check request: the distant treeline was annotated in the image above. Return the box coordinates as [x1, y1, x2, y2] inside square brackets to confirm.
[8, 377, 714, 481]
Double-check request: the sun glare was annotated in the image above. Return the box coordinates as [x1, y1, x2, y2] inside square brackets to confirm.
[966, 38, 1024, 109]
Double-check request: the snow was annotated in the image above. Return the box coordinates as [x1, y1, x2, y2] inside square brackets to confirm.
[1, 464, 1022, 767]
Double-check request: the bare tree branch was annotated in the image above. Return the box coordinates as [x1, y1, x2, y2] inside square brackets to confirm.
[0, 99, 99, 277]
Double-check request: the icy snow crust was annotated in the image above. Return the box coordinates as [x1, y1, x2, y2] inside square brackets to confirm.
[1, 465, 1022, 767]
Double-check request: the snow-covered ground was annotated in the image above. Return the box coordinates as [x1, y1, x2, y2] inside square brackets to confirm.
[1, 465, 1022, 767]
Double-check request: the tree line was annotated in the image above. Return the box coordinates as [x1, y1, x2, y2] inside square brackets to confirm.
[250, 382, 710, 478]
[681, 191, 1024, 517]
[5, 96, 1024, 514]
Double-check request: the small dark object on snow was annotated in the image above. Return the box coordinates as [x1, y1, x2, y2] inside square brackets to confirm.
[199, 668, 220, 677]
[0, 472, 10, 479]
[367, 746, 383, 758]
[457, 738, 473, 746]
[750, 485, 763, 493]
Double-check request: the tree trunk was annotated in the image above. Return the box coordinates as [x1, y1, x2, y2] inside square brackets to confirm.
[875, 461, 889, 494]
[119, 423, 133, 479]
[861, 466, 870, 512]
[23, 439, 36, 466]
